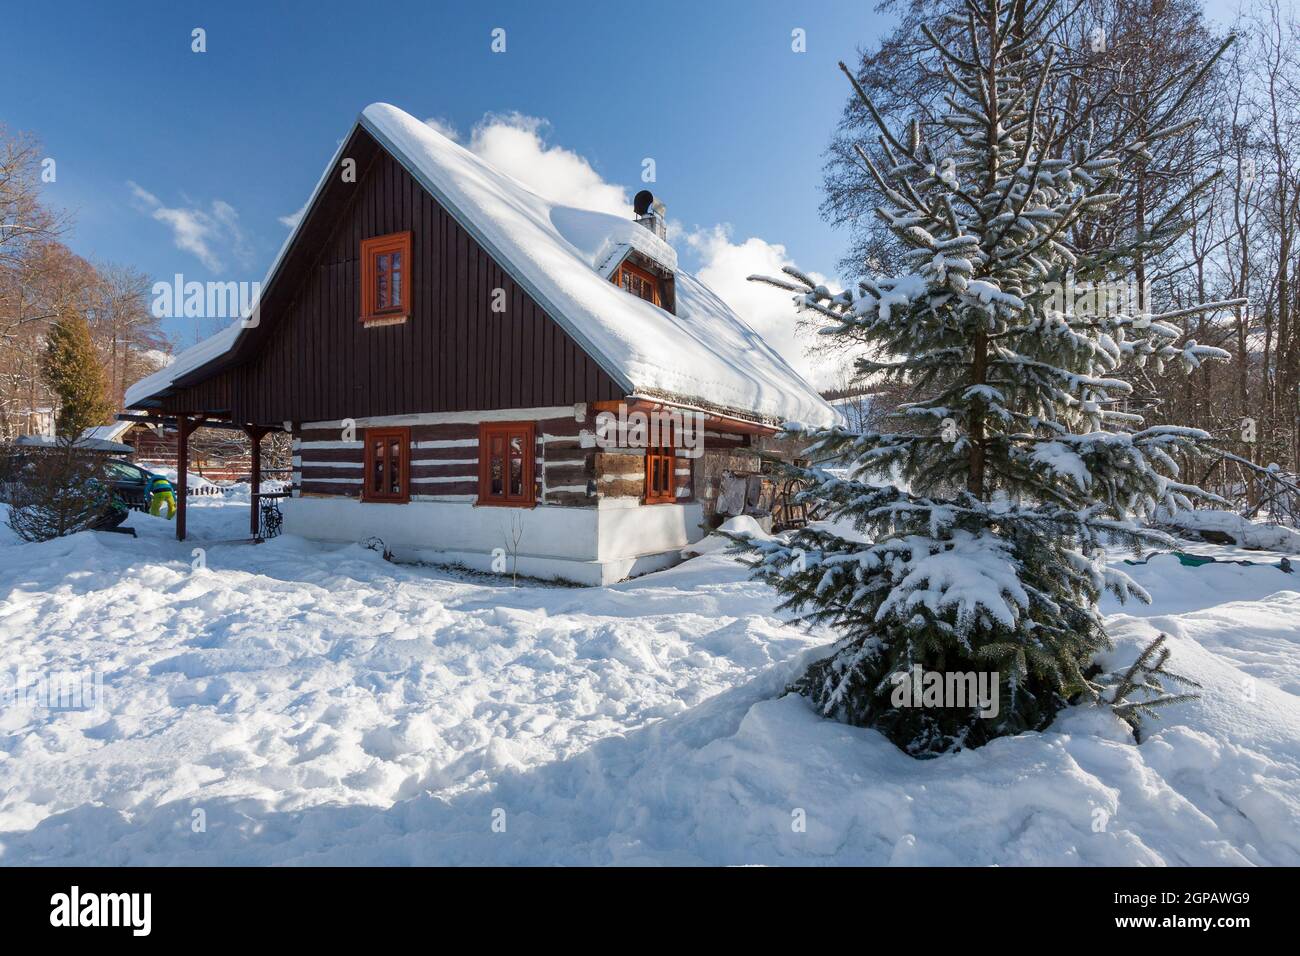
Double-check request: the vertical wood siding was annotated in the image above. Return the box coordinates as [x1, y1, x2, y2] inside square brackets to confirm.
[161, 132, 623, 424]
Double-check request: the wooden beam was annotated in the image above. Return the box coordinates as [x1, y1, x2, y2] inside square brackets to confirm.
[243, 425, 269, 540]
[116, 413, 251, 432]
[175, 415, 194, 541]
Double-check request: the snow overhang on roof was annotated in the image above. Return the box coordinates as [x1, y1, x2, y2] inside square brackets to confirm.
[16, 434, 132, 454]
[83, 421, 135, 444]
[126, 103, 837, 429]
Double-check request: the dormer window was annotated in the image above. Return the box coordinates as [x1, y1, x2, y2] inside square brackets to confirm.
[360, 231, 411, 325]
[612, 260, 661, 307]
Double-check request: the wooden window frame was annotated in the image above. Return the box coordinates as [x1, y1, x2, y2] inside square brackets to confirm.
[611, 260, 661, 307]
[362, 426, 411, 503]
[360, 231, 412, 326]
[644, 430, 678, 505]
[477, 421, 537, 508]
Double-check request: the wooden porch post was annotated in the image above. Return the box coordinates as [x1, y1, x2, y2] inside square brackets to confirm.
[244, 425, 268, 540]
[176, 415, 195, 542]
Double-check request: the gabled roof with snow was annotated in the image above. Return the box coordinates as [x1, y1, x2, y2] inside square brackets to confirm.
[127, 103, 836, 428]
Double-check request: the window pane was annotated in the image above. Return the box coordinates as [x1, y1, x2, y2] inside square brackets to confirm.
[389, 439, 401, 494]
[490, 436, 504, 496]
[390, 262, 402, 308]
[510, 455, 523, 498]
[618, 267, 656, 304]
[509, 435, 524, 497]
[371, 440, 385, 492]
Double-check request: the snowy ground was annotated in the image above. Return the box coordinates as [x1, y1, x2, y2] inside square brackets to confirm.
[1, 496, 1297, 865]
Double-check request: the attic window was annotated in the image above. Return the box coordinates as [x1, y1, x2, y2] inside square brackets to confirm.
[360, 231, 411, 325]
[612, 260, 661, 307]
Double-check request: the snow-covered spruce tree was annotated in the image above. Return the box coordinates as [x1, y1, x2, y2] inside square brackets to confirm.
[744, 0, 1241, 755]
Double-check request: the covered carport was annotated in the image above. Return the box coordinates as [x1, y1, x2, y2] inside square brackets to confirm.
[112, 412, 288, 542]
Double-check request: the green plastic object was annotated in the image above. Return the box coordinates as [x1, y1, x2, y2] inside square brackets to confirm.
[1122, 550, 1293, 573]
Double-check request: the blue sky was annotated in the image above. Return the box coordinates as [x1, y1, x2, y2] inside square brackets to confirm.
[3, 0, 1248, 376]
[5, 1, 891, 350]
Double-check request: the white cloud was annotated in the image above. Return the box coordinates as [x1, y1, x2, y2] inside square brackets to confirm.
[456, 113, 630, 217]
[685, 225, 847, 390]
[279, 112, 626, 227]
[127, 182, 162, 207]
[421, 116, 461, 142]
[128, 181, 251, 272]
[278, 203, 307, 229]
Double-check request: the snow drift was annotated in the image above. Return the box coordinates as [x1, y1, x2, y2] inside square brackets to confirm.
[0, 499, 1297, 865]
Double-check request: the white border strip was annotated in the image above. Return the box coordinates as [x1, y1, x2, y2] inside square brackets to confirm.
[305, 406, 576, 429]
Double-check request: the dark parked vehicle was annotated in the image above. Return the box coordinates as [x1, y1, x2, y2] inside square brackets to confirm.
[100, 458, 157, 512]
[1, 450, 156, 529]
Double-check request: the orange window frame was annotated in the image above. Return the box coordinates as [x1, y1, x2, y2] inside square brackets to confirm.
[611, 260, 661, 307]
[362, 426, 411, 503]
[645, 432, 678, 505]
[477, 422, 537, 507]
[360, 231, 412, 324]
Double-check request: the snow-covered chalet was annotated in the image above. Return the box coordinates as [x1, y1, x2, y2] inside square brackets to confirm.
[125, 103, 836, 583]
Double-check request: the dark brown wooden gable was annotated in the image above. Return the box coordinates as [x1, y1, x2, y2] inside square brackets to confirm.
[158, 128, 623, 424]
